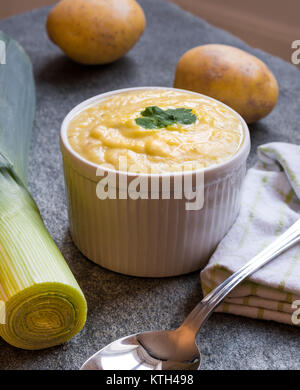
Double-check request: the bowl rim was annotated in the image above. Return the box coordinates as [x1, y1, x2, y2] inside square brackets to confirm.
[60, 86, 250, 179]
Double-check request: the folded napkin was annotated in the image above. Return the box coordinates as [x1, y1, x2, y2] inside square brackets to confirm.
[201, 142, 300, 326]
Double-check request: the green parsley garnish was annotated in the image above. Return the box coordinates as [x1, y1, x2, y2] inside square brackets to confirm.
[135, 106, 197, 129]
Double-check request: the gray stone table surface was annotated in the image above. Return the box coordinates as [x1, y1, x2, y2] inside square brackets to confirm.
[0, 0, 300, 370]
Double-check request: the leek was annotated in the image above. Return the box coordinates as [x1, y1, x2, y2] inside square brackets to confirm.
[0, 32, 87, 350]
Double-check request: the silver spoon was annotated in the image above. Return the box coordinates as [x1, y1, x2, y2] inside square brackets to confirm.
[81, 218, 300, 370]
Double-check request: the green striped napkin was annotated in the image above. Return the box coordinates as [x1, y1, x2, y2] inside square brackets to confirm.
[201, 142, 300, 326]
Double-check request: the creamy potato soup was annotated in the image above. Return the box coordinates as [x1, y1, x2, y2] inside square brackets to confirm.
[67, 89, 243, 173]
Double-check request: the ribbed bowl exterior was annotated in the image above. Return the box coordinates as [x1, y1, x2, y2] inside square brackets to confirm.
[62, 159, 246, 277]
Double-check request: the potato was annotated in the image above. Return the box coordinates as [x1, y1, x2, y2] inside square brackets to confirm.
[46, 0, 146, 65]
[174, 44, 279, 123]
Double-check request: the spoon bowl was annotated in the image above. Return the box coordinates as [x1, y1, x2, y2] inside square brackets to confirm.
[81, 328, 201, 370]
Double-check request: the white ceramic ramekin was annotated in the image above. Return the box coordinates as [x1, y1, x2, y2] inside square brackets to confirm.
[60, 87, 250, 277]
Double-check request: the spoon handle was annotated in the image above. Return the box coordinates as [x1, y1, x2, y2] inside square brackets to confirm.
[181, 218, 300, 334]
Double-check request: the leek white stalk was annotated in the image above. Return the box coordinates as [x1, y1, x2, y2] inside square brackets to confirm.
[0, 32, 87, 349]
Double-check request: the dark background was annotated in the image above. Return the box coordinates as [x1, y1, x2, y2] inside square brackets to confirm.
[1, 0, 299, 61]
